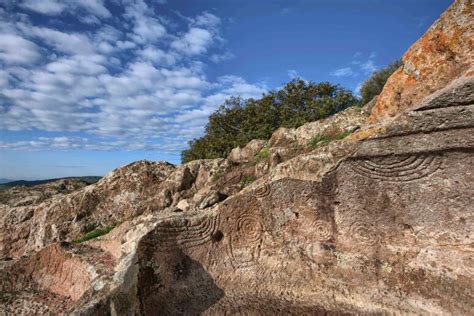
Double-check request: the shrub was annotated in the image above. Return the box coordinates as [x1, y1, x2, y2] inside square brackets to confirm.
[73, 225, 115, 243]
[181, 79, 358, 163]
[359, 59, 402, 106]
[240, 175, 256, 188]
[308, 131, 352, 150]
[254, 143, 270, 164]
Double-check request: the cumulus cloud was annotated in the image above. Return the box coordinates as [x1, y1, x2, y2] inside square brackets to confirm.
[19, 0, 111, 17]
[0, 33, 42, 64]
[0, 2, 264, 153]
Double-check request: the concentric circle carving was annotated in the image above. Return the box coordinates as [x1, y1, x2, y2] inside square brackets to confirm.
[352, 154, 441, 182]
[349, 222, 380, 246]
[313, 220, 333, 241]
[252, 183, 271, 198]
[236, 215, 263, 243]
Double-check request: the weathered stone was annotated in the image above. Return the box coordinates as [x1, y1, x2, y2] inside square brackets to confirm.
[198, 191, 228, 209]
[370, 0, 473, 122]
[228, 139, 266, 163]
[176, 199, 190, 212]
[269, 105, 368, 150]
[0, 3, 472, 314]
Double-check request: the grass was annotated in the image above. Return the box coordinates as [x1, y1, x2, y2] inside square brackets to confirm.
[211, 169, 224, 182]
[308, 131, 352, 150]
[73, 225, 115, 243]
[240, 175, 256, 188]
[254, 143, 270, 164]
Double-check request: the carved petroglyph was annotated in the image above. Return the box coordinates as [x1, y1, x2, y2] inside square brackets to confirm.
[252, 183, 271, 198]
[227, 213, 264, 268]
[312, 220, 333, 241]
[349, 222, 380, 246]
[154, 215, 220, 249]
[352, 154, 441, 182]
[221, 172, 242, 185]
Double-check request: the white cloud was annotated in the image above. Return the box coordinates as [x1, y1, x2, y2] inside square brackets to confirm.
[25, 26, 96, 55]
[331, 67, 353, 77]
[0, 33, 42, 64]
[287, 69, 299, 79]
[139, 47, 176, 66]
[192, 12, 221, 30]
[210, 51, 234, 63]
[171, 28, 213, 55]
[332, 52, 379, 78]
[360, 60, 377, 74]
[0, 1, 261, 154]
[19, 0, 67, 15]
[19, 0, 111, 18]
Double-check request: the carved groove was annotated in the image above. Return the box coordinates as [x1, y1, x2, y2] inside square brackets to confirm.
[154, 215, 220, 249]
[313, 220, 333, 241]
[227, 214, 264, 268]
[252, 184, 271, 198]
[352, 154, 441, 182]
[349, 222, 380, 246]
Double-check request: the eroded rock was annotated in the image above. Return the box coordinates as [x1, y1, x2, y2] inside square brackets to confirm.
[370, 0, 473, 122]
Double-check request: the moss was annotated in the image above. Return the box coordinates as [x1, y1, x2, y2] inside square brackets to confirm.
[240, 175, 256, 188]
[308, 131, 352, 150]
[73, 225, 115, 243]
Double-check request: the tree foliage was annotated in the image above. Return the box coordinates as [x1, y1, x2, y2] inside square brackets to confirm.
[181, 79, 358, 163]
[359, 59, 402, 106]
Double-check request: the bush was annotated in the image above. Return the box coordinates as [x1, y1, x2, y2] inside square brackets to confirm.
[307, 131, 352, 150]
[73, 225, 115, 243]
[254, 143, 270, 164]
[359, 59, 402, 106]
[240, 175, 256, 188]
[181, 79, 358, 163]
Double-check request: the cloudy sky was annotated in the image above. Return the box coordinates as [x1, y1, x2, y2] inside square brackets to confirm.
[0, 0, 451, 180]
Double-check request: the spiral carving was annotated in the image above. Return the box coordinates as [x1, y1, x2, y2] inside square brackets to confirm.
[313, 220, 333, 241]
[236, 215, 263, 243]
[253, 183, 271, 198]
[349, 222, 380, 246]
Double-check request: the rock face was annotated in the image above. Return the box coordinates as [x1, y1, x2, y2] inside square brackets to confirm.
[370, 0, 473, 122]
[0, 2, 473, 314]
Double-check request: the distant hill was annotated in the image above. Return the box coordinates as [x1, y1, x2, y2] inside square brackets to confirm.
[0, 176, 102, 188]
[0, 178, 15, 184]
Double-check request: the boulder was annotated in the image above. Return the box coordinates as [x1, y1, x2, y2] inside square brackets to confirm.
[228, 139, 267, 163]
[370, 0, 473, 122]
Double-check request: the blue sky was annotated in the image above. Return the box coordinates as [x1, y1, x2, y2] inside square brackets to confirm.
[0, 0, 451, 180]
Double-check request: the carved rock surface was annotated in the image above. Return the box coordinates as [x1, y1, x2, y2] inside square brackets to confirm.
[0, 2, 473, 314]
[370, 0, 473, 122]
[0, 77, 471, 316]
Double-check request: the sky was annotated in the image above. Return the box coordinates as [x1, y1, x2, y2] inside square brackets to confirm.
[0, 0, 452, 180]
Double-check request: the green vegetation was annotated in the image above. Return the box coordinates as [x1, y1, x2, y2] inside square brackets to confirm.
[254, 143, 270, 164]
[181, 79, 358, 163]
[359, 59, 402, 106]
[73, 225, 115, 243]
[211, 169, 224, 182]
[240, 175, 256, 188]
[308, 131, 352, 150]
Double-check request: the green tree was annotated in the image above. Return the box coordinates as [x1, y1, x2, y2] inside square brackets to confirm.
[359, 59, 402, 106]
[181, 79, 358, 163]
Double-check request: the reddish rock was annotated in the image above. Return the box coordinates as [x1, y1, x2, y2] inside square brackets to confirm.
[370, 0, 473, 122]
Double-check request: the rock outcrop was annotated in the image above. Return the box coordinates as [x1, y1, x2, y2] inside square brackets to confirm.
[370, 0, 473, 122]
[0, 1, 473, 314]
